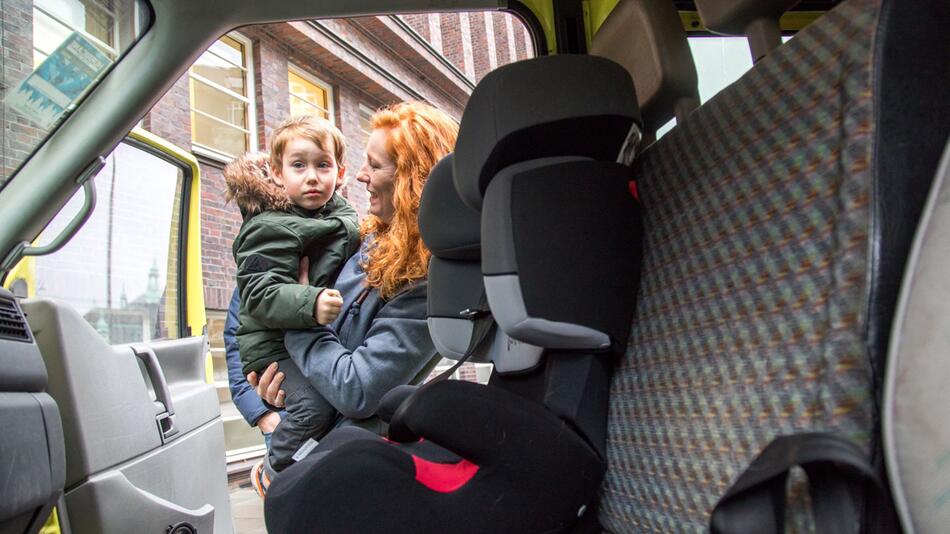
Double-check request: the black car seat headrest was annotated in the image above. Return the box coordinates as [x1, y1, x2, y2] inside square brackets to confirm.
[453, 54, 643, 211]
[419, 154, 479, 262]
[590, 0, 700, 138]
[695, 0, 800, 61]
[454, 55, 644, 356]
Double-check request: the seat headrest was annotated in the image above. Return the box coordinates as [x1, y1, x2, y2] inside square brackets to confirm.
[590, 0, 699, 136]
[454, 55, 642, 210]
[695, 0, 800, 61]
[419, 154, 480, 261]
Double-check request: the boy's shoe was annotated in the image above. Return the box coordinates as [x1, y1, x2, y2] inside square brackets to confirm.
[250, 459, 271, 498]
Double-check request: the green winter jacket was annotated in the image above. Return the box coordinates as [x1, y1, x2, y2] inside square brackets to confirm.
[232, 192, 360, 374]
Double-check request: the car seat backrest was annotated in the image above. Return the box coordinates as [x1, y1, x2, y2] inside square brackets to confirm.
[590, 0, 700, 139]
[454, 54, 644, 460]
[455, 54, 643, 356]
[599, 0, 948, 530]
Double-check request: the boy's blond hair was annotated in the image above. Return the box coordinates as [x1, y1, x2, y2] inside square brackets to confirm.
[270, 115, 346, 173]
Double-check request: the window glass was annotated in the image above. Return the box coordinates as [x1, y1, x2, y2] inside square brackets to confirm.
[31, 140, 185, 344]
[657, 35, 793, 138]
[358, 104, 374, 145]
[288, 68, 331, 121]
[2, 0, 149, 187]
[189, 34, 253, 159]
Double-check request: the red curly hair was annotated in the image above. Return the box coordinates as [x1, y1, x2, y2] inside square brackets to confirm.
[360, 102, 458, 299]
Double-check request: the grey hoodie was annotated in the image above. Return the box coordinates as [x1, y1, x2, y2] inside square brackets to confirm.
[284, 241, 437, 433]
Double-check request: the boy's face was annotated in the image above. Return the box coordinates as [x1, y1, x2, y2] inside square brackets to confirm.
[273, 136, 344, 210]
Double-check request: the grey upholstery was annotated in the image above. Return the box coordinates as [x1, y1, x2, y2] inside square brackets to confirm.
[695, 0, 800, 60]
[884, 140, 950, 533]
[590, 0, 700, 137]
[600, 0, 947, 530]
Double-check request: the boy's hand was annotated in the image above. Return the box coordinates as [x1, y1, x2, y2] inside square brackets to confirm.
[315, 288, 343, 325]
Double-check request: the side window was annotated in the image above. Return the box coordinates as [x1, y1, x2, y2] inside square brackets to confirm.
[189, 33, 256, 160]
[29, 140, 186, 344]
[657, 35, 793, 138]
[2, 0, 148, 186]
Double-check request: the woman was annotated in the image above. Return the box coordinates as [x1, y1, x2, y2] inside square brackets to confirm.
[248, 101, 458, 437]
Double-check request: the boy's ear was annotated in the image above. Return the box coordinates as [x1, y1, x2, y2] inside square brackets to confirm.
[336, 166, 346, 187]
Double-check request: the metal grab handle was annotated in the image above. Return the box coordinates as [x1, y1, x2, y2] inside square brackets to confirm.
[0, 156, 105, 273]
[131, 344, 179, 441]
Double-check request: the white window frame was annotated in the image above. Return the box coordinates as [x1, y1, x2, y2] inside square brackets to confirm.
[358, 103, 375, 141]
[189, 31, 257, 162]
[33, 2, 121, 63]
[288, 65, 335, 124]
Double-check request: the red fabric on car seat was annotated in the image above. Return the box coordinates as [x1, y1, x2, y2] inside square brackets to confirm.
[412, 455, 479, 493]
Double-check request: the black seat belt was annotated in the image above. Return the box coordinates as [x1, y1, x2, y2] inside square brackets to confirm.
[710, 433, 897, 534]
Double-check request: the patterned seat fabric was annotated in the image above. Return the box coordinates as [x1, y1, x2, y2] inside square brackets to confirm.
[600, 0, 882, 531]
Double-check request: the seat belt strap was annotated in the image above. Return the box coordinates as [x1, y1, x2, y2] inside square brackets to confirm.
[710, 432, 897, 534]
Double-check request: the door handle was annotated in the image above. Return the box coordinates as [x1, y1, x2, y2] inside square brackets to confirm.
[131, 344, 179, 442]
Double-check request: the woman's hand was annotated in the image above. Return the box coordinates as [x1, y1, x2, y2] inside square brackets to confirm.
[256, 411, 281, 434]
[247, 362, 286, 408]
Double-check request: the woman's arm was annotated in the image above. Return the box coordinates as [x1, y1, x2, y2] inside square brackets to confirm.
[284, 283, 436, 420]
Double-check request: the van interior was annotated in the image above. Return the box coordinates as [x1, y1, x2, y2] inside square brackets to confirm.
[1, 0, 947, 532]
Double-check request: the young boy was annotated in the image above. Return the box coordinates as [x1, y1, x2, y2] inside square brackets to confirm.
[224, 115, 360, 491]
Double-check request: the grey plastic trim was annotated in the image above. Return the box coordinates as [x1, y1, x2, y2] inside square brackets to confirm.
[484, 274, 610, 350]
[883, 138, 950, 534]
[66, 470, 214, 534]
[490, 330, 544, 374]
[428, 317, 473, 360]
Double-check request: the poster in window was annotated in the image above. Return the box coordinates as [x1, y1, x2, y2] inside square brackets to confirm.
[4, 32, 111, 129]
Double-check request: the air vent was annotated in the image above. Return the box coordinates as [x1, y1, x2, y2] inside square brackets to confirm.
[0, 296, 31, 342]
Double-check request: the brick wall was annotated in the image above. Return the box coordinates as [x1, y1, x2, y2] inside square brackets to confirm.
[439, 14, 465, 78]
[1, 0, 40, 180]
[471, 12, 491, 81]
[400, 14, 429, 41]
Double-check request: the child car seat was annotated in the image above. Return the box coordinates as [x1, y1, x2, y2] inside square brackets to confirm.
[265, 54, 645, 533]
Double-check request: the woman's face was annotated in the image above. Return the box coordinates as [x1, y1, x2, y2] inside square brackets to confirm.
[356, 128, 397, 224]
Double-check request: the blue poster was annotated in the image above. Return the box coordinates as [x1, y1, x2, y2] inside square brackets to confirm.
[4, 32, 111, 129]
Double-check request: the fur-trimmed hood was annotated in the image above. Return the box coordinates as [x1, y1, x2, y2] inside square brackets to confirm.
[224, 151, 291, 217]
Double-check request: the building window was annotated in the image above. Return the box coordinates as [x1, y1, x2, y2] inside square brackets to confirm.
[189, 34, 255, 159]
[288, 67, 332, 121]
[358, 104, 375, 144]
